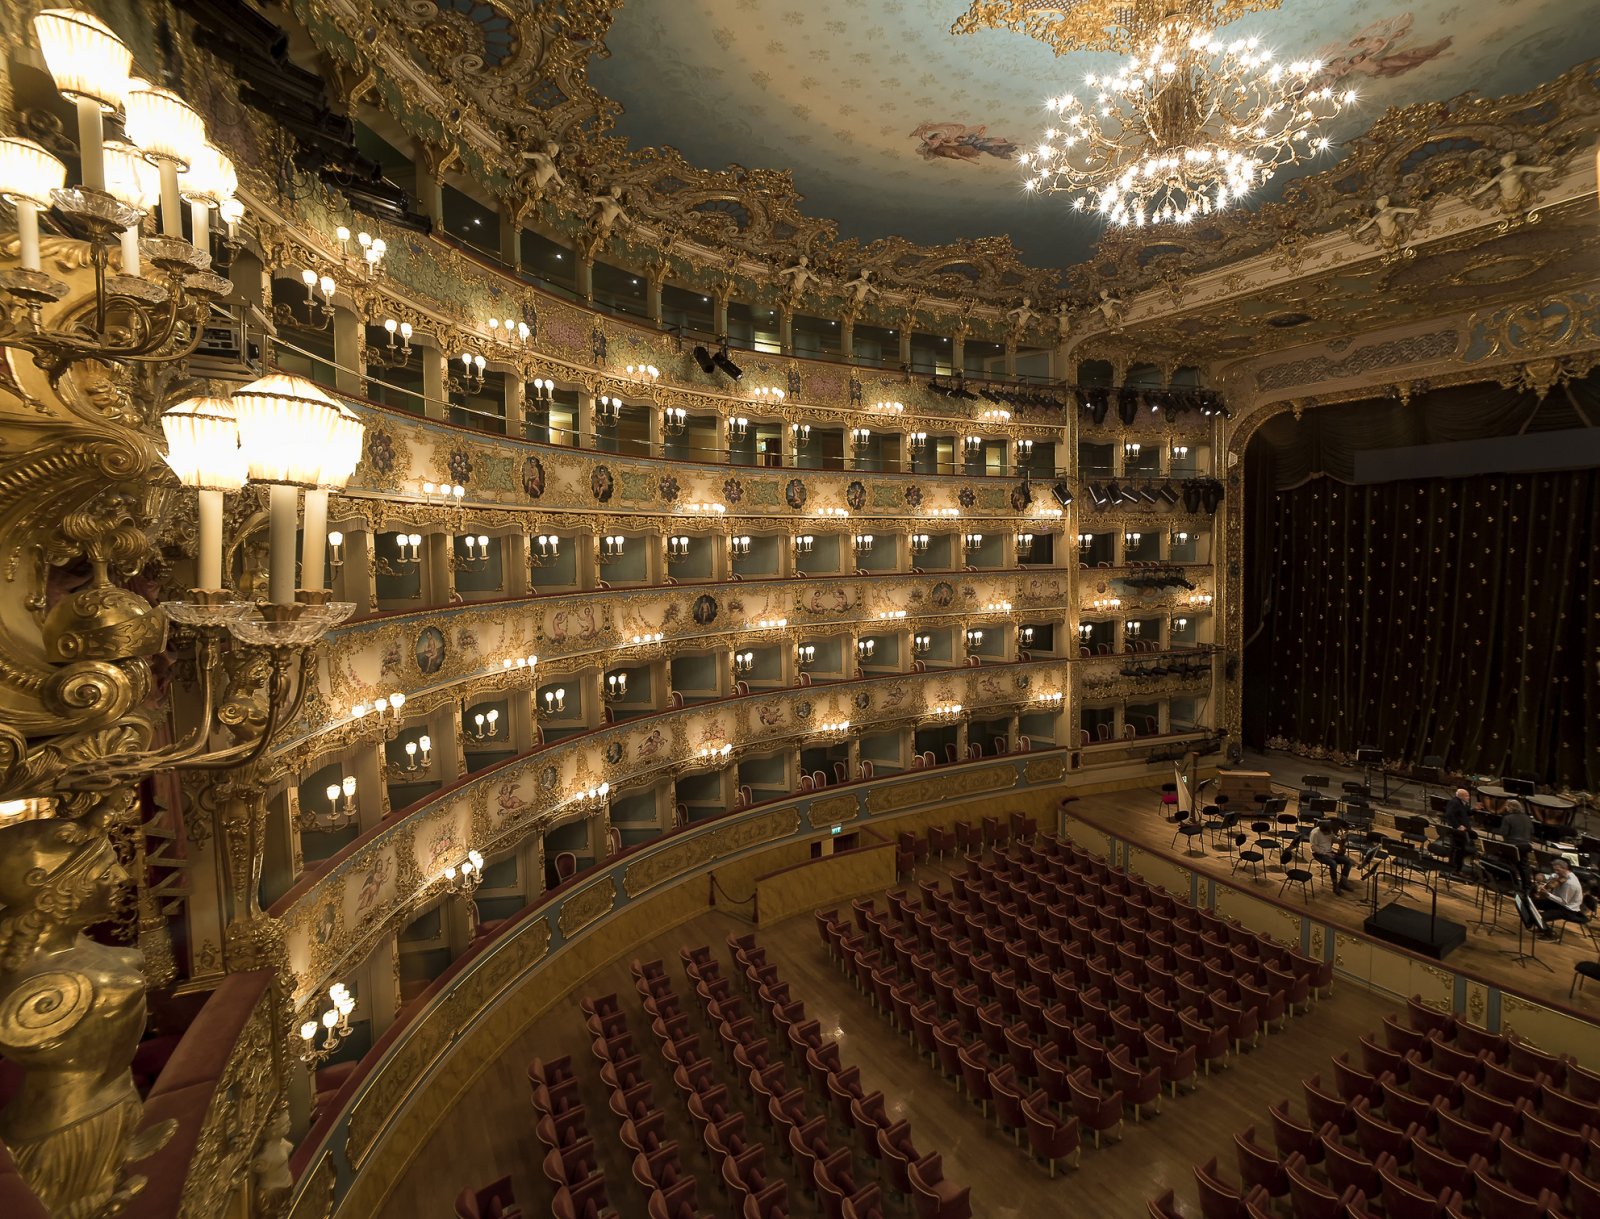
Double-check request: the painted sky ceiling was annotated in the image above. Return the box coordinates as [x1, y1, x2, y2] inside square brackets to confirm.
[588, 0, 1600, 267]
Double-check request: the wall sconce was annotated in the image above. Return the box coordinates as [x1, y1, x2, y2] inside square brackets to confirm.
[386, 533, 422, 571]
[1124, 441, 1142, 458]
[750, 386, 785, 402]
[979, 408, 1011, 423]
[600, 535, 625, 563]
[469, 709, 501, 741]
[909, 431, 927, 453]
[796, 644, 815, 668]
[402, 734, 433, 773]
[815, 507, 849, 519]
[298, 983, 354, 1064]
[604, 672, 628, 702]
[850, 426, 871, 449]
[530, 377, 555, 409]
[487, 316, 529, 346]
[1017, 438, 1034, 461]
[1014, 532, 1034, 559]
[874, 400, 905, 414]
[626, 363, 660, 383]
[530, 534, 561, 567]
[791, 423, 811, 449]
[818, 719, 851, 735]
[1185, 592, 1214, 609]
[792, 534, 814, 554]
[852, 533, 874, 555]
[1089, 596, 1123, 612]
[876, 609, 906, 621]
[962, 435, 984, 457]
[697, 741, 733, 763]
[753, 616, 788, 630]
[626, 632, 664, 646]
[981, 599, 1012, 613]
[731, 535, 751, 557]
[1172, 531, 1191, 545]
[458, 534, 492, 571]
[727, 415, 749, 439]
[1079, 624, 1094, 641]
[371, 318, 413, 369]
[1172, 617, 1189, 631]
[326, 530, 346, 573]
[683, 501, 726, 515]
[422, 482, 467, 505]
[931, 702, 963, 718]
[1078, 532, 1093, 550]
[965, 628, 984, 652]
[1127, 621, 1143, 637]
[317, 775, 358, 831]
[500, 654, 539, 675]
[542, 687, 566, 714]
[1019, 627, 1035, 647]
[336, 226, 386, 275]
[856, 639, 875, 660]
[597, 394, 623, 426]
[1172, 444, 1190, 460]
[298, 269, 336, 330]
[452, 351, 486, 394]
[910, 533, 929, 554]
[733, 650, 754, 675]
[444, 849, 486, 936]
[1036, 691, 1064, 705]
[667, 535, 691, 561]
[1124, 531, 1142, 546]
[663, 406, 687, 435]
[913, 634, 932, 656]
[351, 691, 407, 737]
[930, 507, 960, 518]
[962, 532, 983, 552]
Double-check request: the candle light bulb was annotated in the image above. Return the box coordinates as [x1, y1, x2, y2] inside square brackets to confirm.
[343, 775, 357, 798]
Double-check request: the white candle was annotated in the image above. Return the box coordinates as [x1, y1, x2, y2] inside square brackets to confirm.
[119, 226, 139, 275]
[196, 487, 223, 590]
[267, 483, 299, 605]
[189, 201, 209, 259]
[158, 160, 181, 237]
[75, 97, 105, 192]
[15, 201, 40, 272]
[300, 488, 329, 593]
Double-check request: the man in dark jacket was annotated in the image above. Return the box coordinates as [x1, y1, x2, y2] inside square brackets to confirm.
[1442, 786, 1477, 874]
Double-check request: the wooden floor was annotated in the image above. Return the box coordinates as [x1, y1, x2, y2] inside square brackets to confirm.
[1067, 774, 1600, 1018]
[381, 859, 1413, 1219]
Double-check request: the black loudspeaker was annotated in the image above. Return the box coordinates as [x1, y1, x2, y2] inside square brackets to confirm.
[1051, 481, 1073, 507]
[1201, 479, 1224, 513]
[1356, 748, 1384, 765]
[1089, 390, 1111, 426]
[1117, 389, 1140, 426]
[1182, 481, 1203, 512]
[692, 345, 716, 374]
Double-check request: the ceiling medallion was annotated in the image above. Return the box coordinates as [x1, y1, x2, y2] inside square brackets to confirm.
[1008, 0, 1355, 225]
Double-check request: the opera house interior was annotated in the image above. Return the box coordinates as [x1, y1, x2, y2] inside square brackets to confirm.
[0, 1, 1598, 1217]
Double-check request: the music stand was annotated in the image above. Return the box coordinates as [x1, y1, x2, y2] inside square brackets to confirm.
[1420, 754, 1445, 812]
[1504, 882, 1552, 972]
[1357, 747, 1390, 801]
[1502, 776, 1536, 798]
[1474, 857, 1517, 934]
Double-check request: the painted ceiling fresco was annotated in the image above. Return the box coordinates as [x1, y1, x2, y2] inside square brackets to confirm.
[589, 0, 1600, 266]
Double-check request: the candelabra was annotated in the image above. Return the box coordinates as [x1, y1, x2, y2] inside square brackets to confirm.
[1172, 444, 1190, 461]
[1126, 621, 1143, 638]
[370, 318, 413, 369]
[965, 629, 985, 653]
[542, 687, 567, 714]
[962, 435, 984, 457]
[422, 482, 467, 506]
[731, 535, 751, 558]
[981, 600, 1012, 613]
[1017, 439, 1034, 461]
[443, 850, 486, 938]
[1172, 617, 1190, 632]
[930, 507, 960, 518]
[288, 268, 337, 331]
[1015, 532, 1034, 559]
[1185, 592, 1215, 609]
[450, 352, 486, 394]
[683, 501, 726, 516]
[597, 394, 623, 426]
[401, 734, 433, 773]
[796, 644, 816, 669]
[1035, 691, 1064, 706]
[856, 639, 875, 660]
[732, 650, 754, 676]
[792, 534, 814, 555]
[1020, 627, 1035, 647]
[852, 533, 874, 555]
[1124, 442, 1142, 459]
[873, 400, 905, 415]
[487, 316, 530, 345]
[599, 535, 625, 563]
[753, 617, 789, 630]
[604, 672, 628, 702]
[1079, 624, 1094, 642]
[297, 984, 355, 1065]
[909, 431, 927, 453]
[530, 534, 561, 567]
[850, 426, 871, 449]
[876, 609, 906, 621]
[750, 386, 784, 403]
[626, 363, 660, 383]
[817, 719, 851, 735]
[667, 535, 691, 561]
[910, 533, 930, 554]
[663, 406, 687, 435]
[914, 634, 932, 656]
[791, 423, 811, 450]
[962, 532, 984, 552]
[498, 655, 540, 680]
[979, 408, 1010, 424]
[1078, 532, 1094, 550]
[931, 702, 963, 718]
[468, 708, 501, 741]
[1125, 531, 1143, 546]
[530, 377, 555, 411]
[697, 742, 733, 764]
[335, 225, 386, 277]
[727, 415, 749, 439]
[310, 776, 358, 832]
[815, 507, 848, 519]
[379, 532, 423, 576]
[456, 534, 493, 572]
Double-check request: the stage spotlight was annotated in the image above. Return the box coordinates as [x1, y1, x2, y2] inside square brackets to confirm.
[1117, 389, 1139, 426]
[713, 345, 743, 380]
[1051, 481, 1073, 507]
[1157, 484, 1180, 505]
[1088, 483, 1110, 509]
[1182, 481, 1203, 513]
[1201, 479, 1224, 513]
[692, 345, 717, 374]
[1089, 389, 1111, 426]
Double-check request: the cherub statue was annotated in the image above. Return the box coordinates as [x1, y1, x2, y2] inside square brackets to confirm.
[777, 255, 815, 302]
[1095, 289, 1126, 329]
[842, 267, 876, 308]
[587, 185, 629, 238]
[1055, 298, 1074, 339]
[1354, 194, 1420, 254]
[1471, 152, 1553, 221]
[521, 139, 565, 198]
[1004, 296, 1038, 336]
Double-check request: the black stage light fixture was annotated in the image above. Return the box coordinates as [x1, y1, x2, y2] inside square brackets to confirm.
[1104, 480, 1123, 505]
[1201, 479, 1224, 514]
[1117, 388, 1140, 426]
[1182, 480, 1203, 513]
[1090, 389, 1111, 426]
[1138, 484, 1160, 505]
[1088, 483, 1110, 509]
[1157, 483, 1180, 505]
[1051, 480, 1073, 507]
[692, 345, 716, 374]
[713, 344, 743, 380]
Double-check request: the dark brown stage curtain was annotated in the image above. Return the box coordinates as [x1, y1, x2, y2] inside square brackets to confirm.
[1243, 464, 1599, 790]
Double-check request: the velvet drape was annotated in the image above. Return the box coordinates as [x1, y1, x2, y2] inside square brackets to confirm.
[1243, 462, 1599, 790]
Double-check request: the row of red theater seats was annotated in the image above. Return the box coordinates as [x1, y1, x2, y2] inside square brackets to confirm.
[1150, 994, 1600, 1219]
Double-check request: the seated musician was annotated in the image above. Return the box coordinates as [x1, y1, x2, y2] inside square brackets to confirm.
[1309, 819, 1355, 894]
[1532, 857, 1584, 938]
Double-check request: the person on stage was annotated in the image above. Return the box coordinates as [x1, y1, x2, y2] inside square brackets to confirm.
[1310, 818, 1354, 893]
[1499, 798, 1534, 882]
[1532, 857, 1584, 939]
[1442, 787, 1477, 874]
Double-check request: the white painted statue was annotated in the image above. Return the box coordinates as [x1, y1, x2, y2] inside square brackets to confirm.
[521, 140, 565, 197]
[1354, 194, 1420, 251]
[1471, 152, 1553, 219]
[588, 185, 629, 237]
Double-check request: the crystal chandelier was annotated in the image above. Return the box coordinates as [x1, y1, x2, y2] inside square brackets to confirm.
[1016, 3, 1355, 225]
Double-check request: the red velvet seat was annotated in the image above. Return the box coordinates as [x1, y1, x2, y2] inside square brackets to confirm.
[1109, 1046, 1162, 1121]
[1283, 1154, 1358, 1219]
[1067, 1065, 1124, 1148]
[1473, 1167, 1564, 1219]
[1234, 1125, 1287, 1198]
[1192, 1156, 1246, 1219]
[1411, 1137, 1483, 1197]
[1436, 1105, 1505, 1162]
[907, 1152, 973, 1219]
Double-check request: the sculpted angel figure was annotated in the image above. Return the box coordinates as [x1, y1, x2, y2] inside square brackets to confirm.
[521, 140, 566, 198]
[1354, 194, 1420, 252]
[1005, 296, 1038, 336]
[842, 267, 876, 308]
[1055, 298, 1074, 339]
[1471, 152, 1553, 219]
[777, 254, 816, 301]
[588, 185, 629, 237]
[1095, 289, 1126, 329]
